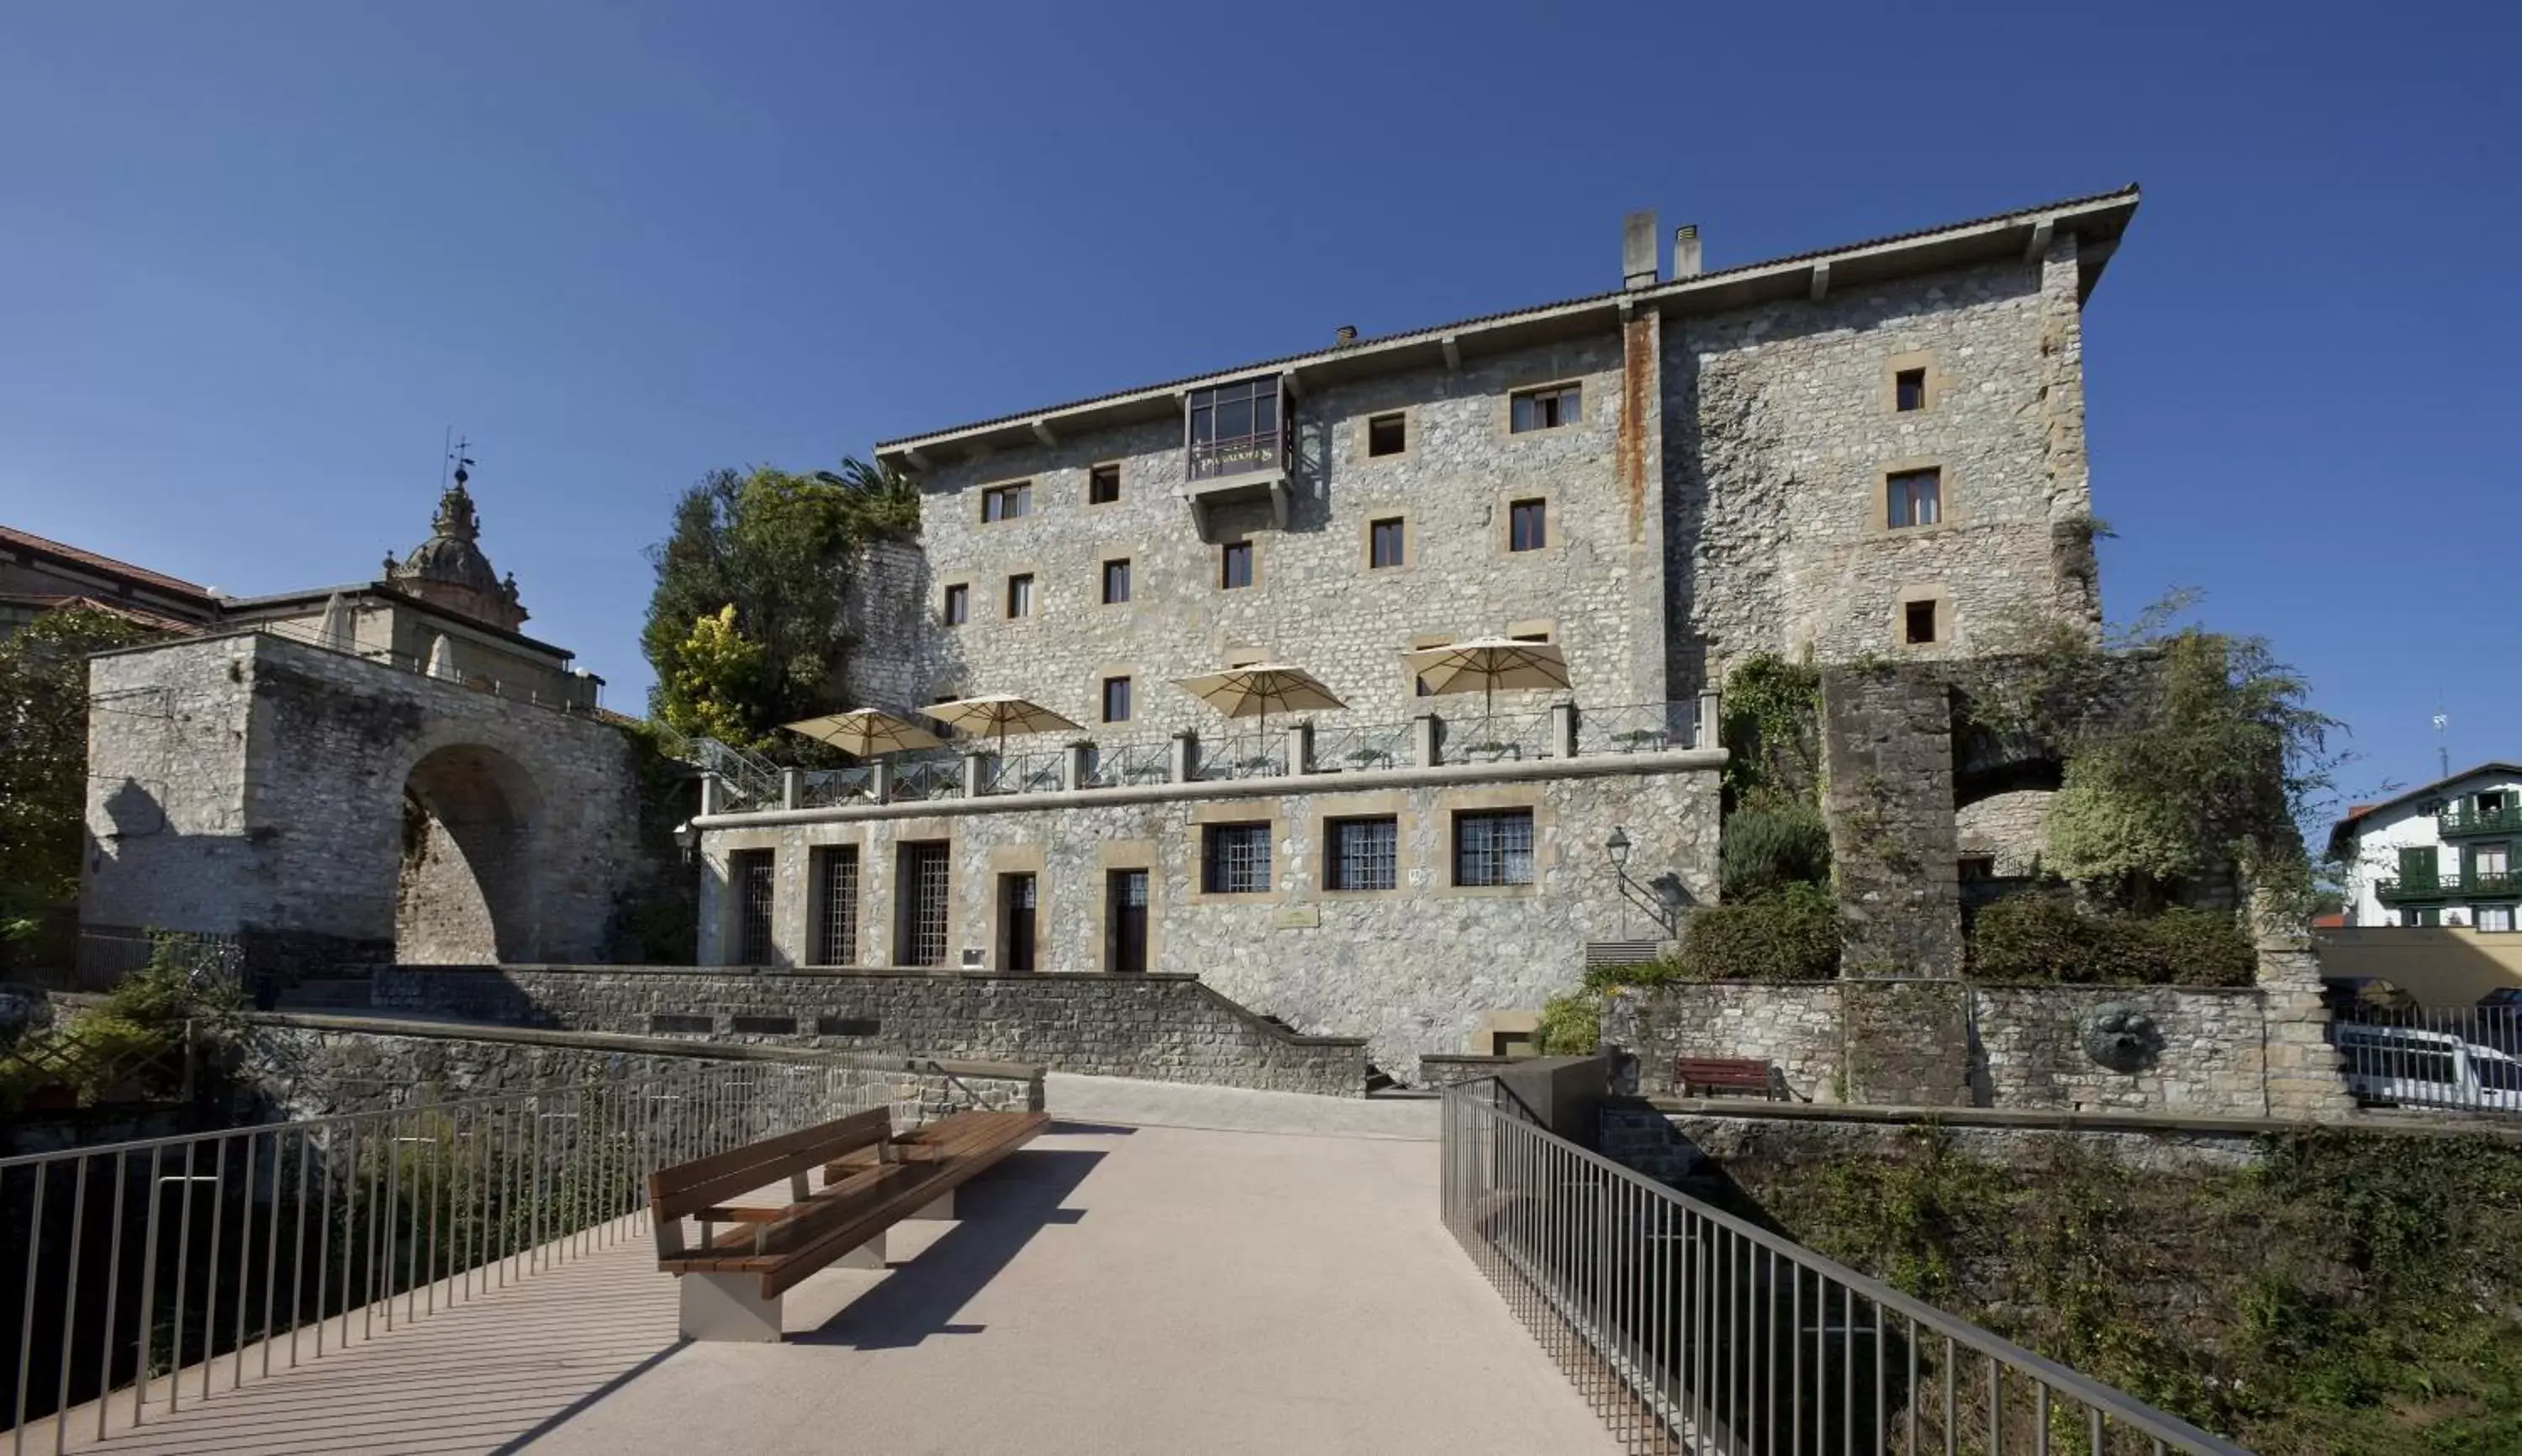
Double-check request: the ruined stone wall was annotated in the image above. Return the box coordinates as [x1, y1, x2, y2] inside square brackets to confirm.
[1664, 247, 2095, 688]
[370, 965, 1369, 1096]
[82, 632, 642, 974]
[1955, 788, 2054, 878]
[845, 333, 1666, 728]
[694, 756, 1721, 1081]
[1821, 666, 1963, 977]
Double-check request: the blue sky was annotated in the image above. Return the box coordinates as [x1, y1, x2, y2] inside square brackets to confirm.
[3, 2, 2511, 815]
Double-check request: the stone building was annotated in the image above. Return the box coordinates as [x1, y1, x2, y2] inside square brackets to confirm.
[693, 188, 2141, 1080]
[80, 473, 641, 977]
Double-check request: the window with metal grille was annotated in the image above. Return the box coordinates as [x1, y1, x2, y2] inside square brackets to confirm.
[1102, 558, 1132, 604]
[900, 842, 952, 966]
[1328, 816, 1398, 891]
[981, 482, 1031, 522]
[1202, 822, 1272, 894]
[1510, 382, 1580, 433]
[1006, 573, 1035, 617]
[731, 849, 775, 963]
[1454, 810, 1535, 887]
[1508, 499, 1547, 551]
[812, 846, 859, 965]
[1886, 469, 1942, 529]
[1088, 463, 1121, 504]
[1220, 541, 1253, 589]
[1102, 675, 1132, 723]
[1369, 517, 1405, 569]
[942, 583, 968, 625]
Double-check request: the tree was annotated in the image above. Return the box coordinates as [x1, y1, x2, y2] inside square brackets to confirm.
[0, 609, 167, 939]
[640, 458, 919, 745]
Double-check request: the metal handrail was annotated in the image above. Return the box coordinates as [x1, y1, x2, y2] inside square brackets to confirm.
[1083, 741, 1172, 789]
[981, 750, 1067, 797]
[0, 1059, 879, 1445]
[1310, 720, 1412, 773]
[1576, 702, 1696, 756]
[1439, 1079, 2245, 1454]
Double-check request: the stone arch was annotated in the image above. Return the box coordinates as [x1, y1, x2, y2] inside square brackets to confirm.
[397, 742, 545, 963]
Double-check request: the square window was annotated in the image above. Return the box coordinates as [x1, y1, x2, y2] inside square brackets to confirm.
[1508, 499, 1547, 552]
[1102, 675, 1132, 724]
[2483, 905, 2517, 934]
[1102, 558, 1132, 604]
[1454, 810, 1535, 887]
[1509, 382, 1581, 434]
[2476, 843, 2510, 878]
[1088, 463, 1121, 504]
[981, 482, 1032, 523]
[1369, 517, 1406, 569]
[1904, 599, 1938, 646]
[1221, 541, 1253, 589]
[1367, 413, 1407, 457]
[1005, 573, 1035, 618]
[1886, 469, 1943, 529]
[1202, 822, 1272, 894]
[942, 583, 968, 626]
[1895, 367, 1927, 413]
[1328, 816, 1398, 891]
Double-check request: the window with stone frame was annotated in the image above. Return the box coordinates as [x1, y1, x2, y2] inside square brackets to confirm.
[1367, 412, 1407, 457]
[1895, 367, 1928, 413]
[1369, 517, 1406, 569]
[1508, 499, 1547, 552]
[1904, 599, 1938, 646]
[1006, 572, 1035, 618]
[1509, 382, 1580, 433]
[1088, 463, 1121, 504]
[1886, 469, 1943, 529]
[1201, 822, 1271, 894]
[1220, 541, 1253, 590]
[1327, 816, 1398, 891]
[1102, 557, 1132, 605]
[1454, 810, 1535, 887]
[1102, 675, 1132, 724]
[981, 482, 1032, 522]
[942, 583, 968, 626]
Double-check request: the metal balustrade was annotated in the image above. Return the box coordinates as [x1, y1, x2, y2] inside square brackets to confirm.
[1448, 710, 1554, 764]
[798, 766, 876, 809]
[1190, 732, 1289, 781]
[2330, 1005, 2522, 1115]
[1439, 1079, 2244, 1455]
[1578, 702, 1699, 757]
[982, 750, 1068, 797]
[887, 757, 967, 803]
[1083, 741, 1171, 789]
[0, 1061, 878, 1450]
[1311, 720, 1412, 774]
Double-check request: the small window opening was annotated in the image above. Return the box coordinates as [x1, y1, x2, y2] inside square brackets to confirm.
[1895, 368, 1927, 413]
[1367, 413, 1406, 457]
[1903, 599, 1939, 645]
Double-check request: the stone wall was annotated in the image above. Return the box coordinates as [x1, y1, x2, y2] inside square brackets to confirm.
[1821, 666, 1963, 977]
[233, 1015, 1045, 1125]
[1606, 975, 2348, 1120]
[83, 631, 643, 973]
[1955, 788, 2053, 878]
[695, 754, 1721, 1081]
[372, 964, 1370, 1097]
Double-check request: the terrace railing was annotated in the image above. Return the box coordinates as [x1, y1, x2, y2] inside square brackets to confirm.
[1446, 710, 1554, 764]
[1190, 731, 1289, 782]
[1440, 1078, 2245, 1455]
[982, 750, 1068, 798]
[887, 756, 967, 804]
[797, 765, 877, 810]
[1310, 720, 1412, 774]
[1576, 702, 1698, 757]
[1082, 741, 1171, 789]
[0, 1059, 878, 1448]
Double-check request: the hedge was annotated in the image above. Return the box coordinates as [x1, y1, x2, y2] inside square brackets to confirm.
[1965, 894, 2255, 986]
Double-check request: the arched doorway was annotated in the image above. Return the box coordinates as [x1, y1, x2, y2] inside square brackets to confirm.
[398, 743, 543, 963]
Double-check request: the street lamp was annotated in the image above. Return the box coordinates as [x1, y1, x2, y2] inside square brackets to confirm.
[672, 820, 699, 863]
[1605, 826, 1632, 870]
[1602, 826, 1674, 937]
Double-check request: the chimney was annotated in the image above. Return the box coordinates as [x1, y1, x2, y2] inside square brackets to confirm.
[1672, 224, 1703, 279]
[1333, 324, 1358, 346]
[1622, 210, 1659, 289]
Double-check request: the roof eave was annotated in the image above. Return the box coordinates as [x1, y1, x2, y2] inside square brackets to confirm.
[875, 187, 2139, 467]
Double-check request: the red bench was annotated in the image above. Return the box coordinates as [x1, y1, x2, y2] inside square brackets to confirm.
[1670, 1057, 1789, 1100]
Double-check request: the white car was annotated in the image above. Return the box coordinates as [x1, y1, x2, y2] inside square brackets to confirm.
[2335, 1023, 2522, 1112]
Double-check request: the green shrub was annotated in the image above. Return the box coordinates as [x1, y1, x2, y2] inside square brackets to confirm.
[1720, 653, 1822, 810]
[1665, 881, 1842, 982]
[1966, 894, 2255, 986]
[1719, 804, 1832, 901]
[1535, 990, 1600, 1054]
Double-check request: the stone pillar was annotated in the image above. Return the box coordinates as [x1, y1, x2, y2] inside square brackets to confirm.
[1413, 713, 1441, 768]
[1696, 689, 1722, 752]
[699, 773, 725, 817]
[1286, 723, 1312, 775]
[870, 758, 894, 803]
[2252, 896, 2356, 1120]
[963, 754, 988, 799]
[1170, 731, 1196, 783]
[1821, 667, 1962, 978]
[1063, 741, 1090, 792]
[1549, 702, 1578, 759]
[781, 767, 804, 810]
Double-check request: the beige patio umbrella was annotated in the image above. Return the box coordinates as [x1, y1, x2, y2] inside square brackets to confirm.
[1172, 662, 1346, 743]
[780, 709, 943, 757]
[1402, 637, 1571, 721]
[924, 694, 1083, 755]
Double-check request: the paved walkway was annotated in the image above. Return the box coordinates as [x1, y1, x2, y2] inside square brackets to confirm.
[41, 1089, 1612, 1456]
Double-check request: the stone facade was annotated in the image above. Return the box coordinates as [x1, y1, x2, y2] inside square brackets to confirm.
[82, 631, 642, 974]
[1822, 665, 1964, 977]
[372, 963, 1370, 1097]
[233, 1014, 1044, 1123]
[695, 754, 1720, 1081]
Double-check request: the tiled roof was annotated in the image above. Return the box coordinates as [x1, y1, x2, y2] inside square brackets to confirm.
[0, 524, 215, 601]
[0, 591, 206, 635]
[878, 184, 2140, 450]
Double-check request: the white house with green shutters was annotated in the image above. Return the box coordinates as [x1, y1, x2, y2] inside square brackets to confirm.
[2329, 762, 2522, 930]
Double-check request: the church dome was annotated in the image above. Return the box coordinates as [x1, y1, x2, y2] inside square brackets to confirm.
[385, 467, 529, 631]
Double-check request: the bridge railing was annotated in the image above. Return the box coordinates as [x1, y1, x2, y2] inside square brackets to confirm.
[0, 1059, 880, 1446]
[1439, 1079, 2246, 1455]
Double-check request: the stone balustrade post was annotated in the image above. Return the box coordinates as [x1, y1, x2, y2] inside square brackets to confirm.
[781, 766, 804, 810]
[1413, 713, 1441, 768]
[963, 753, 989, 799]
[1063, 741, 1090, 792]
[1170, 731, 1196, 783]
[1286, 723, 1312, 775]
[870, 757, 894, 804]
[699, 772, 725, 816]
[1549, 702, 1578, 759]
[1696, 689, 1722, 751]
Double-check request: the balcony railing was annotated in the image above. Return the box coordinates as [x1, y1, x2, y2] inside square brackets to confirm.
[1082, 741, 1170, 789]
[982, 750, 1067, 797]
[2438, 802, 2522, 837]
[1311, 720, 1412, 775]
[2377, 869, 2522, 904]
[798, 766, 876, 810]
[1576, 701, 1697, 756]
[888, 757, 966, 804]
[1190, 732, 1290, 782]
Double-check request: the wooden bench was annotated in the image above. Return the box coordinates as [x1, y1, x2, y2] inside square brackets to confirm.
[1670, 1056, 1788, 1100]
[648, 1105, 1047, 1341]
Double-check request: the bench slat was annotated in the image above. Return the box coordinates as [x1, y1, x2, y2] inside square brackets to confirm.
[650, 1107, 891, 1225]
[760, 1112, 1047, 1297]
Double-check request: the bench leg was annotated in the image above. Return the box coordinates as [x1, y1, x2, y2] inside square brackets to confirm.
[834, 1229, 889, 1269]
[679, 1273, 784, 1343]
[906, 1189, 954, 1221]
